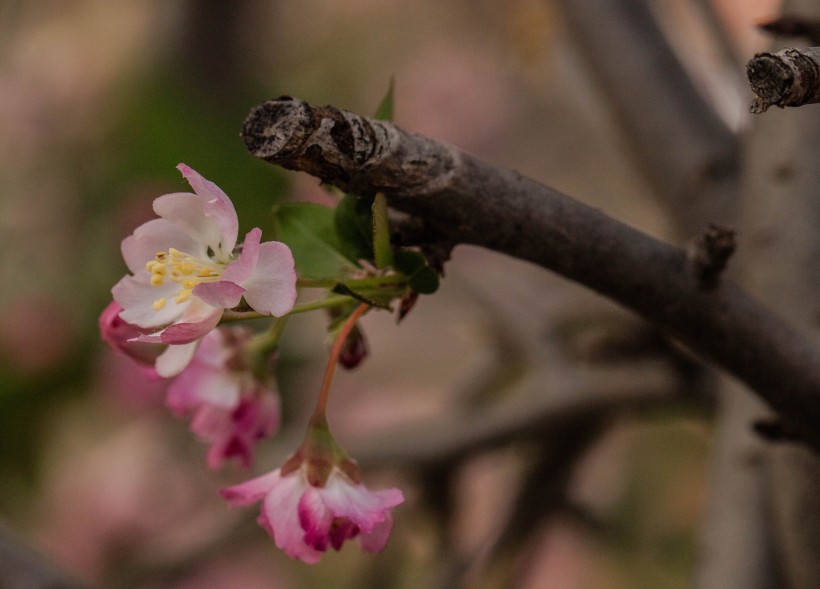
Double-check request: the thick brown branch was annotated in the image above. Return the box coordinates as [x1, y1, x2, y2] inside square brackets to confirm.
[747, 47, 820, 112]
[243, 97, 820, 450]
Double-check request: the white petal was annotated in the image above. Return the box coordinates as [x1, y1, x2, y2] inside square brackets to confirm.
[112, 274, 185, 329]
[153, 193, 224, 253]
[155, 341, 200, 377]
[121, 218, 204, 275]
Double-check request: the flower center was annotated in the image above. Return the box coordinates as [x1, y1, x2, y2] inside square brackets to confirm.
[146, 247, 225, 310]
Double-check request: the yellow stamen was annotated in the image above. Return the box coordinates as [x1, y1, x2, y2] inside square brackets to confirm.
[147, 247, 227, 311]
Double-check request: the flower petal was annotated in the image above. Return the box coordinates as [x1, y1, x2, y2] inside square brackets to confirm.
[113, 274, 184, 329]
[220, 469, 283, 506]
[298, 487, 334, 551]
[358, 512, 394, 553]
[222, 228, 262, 285]
[264, 473, 323, 563]
[155, 341, 200, 377]
[319, 474, 404, 534]
[158, 302, 222, 344]
[241, 241, 297, 317]
[153, 192, 223, 253]
[166, 359, 240, 414]
[177, 163, 238, 256]
[121, 218, 204, 275]
[193, 280, 246, 309]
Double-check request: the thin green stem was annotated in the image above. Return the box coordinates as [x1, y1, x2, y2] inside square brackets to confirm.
[310, 303, 370, 425]
[290, 295, 353, 314]
[297, 274, 407, 290]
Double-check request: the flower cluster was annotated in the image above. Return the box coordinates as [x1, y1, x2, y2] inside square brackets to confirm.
[111, 163, 297, 377]
[100, 164, 404, 564]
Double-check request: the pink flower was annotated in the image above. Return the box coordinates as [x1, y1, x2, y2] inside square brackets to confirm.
[98, 300, 164, 371]
[221, 464, 403, 563]
[167, 328, 280, 469]
[111, 164, 297, 377]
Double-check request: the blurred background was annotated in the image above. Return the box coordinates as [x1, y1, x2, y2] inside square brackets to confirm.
[0, 1, 780, 587]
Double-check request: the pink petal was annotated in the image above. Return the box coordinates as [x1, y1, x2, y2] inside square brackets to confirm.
[99, 301, 165, 366]
[192, 280, 246, 309]
[222, 228, 262, 285]
[220, 469, 283, 506]
[298, 487, 334, 551]
[358, 512, 394, 553]
[177, 163, 238, 255]
[166, 360, 240, 414]
[121, 218, 204, 275]
[319, 474, 404, 534]
[263, 474, 323, 563]
[241, 241, 297, 317]
[159, 304, 222, 344]
[153, 192, 225, 256]
[155, 341, 200, 377]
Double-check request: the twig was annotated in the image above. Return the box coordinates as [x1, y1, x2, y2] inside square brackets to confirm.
[689, 223, 736, 290]
[747, 47, 820, 112]
[242, 97, 820, 451]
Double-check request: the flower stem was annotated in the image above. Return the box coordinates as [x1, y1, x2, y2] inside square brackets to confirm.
[310, 303, 370, 425]
[290, 295, 353, 314]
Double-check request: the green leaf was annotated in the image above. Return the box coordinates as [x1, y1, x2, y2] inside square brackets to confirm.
[334, 193, 374, 263]
[393, 249, 439, 294]
[273, 203, 357, 279]
[372, 193, 394, 269]
[373, 77, 395, 121]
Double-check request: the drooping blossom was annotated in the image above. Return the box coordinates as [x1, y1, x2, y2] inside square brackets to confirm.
[167, 327, 280, 469]
[111, 164, 297, 377]
[220, 425, 404, 563]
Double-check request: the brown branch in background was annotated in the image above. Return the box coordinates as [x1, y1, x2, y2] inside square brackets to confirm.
[558, 0, 740, 236]
[243, 97, 820, 450]
[747, 47, 820, 112]
[758, 14, 820, 45]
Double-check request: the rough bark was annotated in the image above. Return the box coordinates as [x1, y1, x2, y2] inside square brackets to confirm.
[747, 47, 820, 112]
[242, 96, 820, 451]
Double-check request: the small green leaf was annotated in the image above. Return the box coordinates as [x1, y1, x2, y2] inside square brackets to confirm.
[273, 203, 357, 279]
[408, 266, 439, 294]
[393, 249, 439, 294]
[373, 77, 395, 121]
[334, 193, 374, 263]
[372, 193, 394, 269]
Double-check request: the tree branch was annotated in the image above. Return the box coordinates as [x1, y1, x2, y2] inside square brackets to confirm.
[747, 47, 820, 112]
[242, 97, 820, 450]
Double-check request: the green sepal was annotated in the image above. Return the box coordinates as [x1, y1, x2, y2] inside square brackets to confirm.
[372, 193, 394, 269]
[273, 202, 357, 280]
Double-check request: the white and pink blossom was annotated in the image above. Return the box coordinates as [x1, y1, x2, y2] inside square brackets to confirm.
[167, 328, 280, 469]
[111, 164, 297, 377]
[221, 463, 403, 563]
